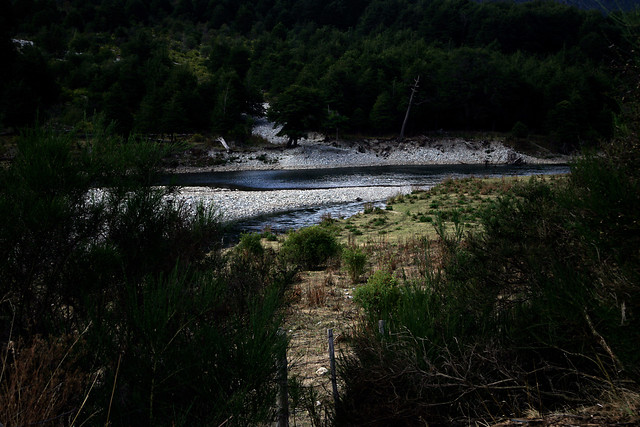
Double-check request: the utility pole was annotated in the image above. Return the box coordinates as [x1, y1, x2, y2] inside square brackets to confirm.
[400, 76, 420, 140]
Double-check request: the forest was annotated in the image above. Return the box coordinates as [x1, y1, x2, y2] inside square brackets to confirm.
[1, 0, 634, 152]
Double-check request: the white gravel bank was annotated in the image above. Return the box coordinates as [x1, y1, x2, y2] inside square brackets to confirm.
[198, 138, 568, 173]
[176, 185, 412, 222]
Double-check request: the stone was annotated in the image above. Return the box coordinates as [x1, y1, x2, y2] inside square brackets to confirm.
[316, 367, 328, 376]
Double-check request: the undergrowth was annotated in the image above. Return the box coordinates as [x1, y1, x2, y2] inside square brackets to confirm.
[338, 147, 640, 425]
[0, 126, 294, 426]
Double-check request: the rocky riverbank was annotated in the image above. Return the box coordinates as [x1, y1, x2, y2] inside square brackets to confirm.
[165, 131, 569, 174]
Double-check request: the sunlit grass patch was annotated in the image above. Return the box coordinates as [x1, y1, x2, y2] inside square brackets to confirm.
[334, 175, 568, 247]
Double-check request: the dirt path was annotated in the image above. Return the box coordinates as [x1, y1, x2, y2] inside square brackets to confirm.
[283, 267, 358, 423]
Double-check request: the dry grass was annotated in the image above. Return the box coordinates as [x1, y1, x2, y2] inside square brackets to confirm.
[0, 335, 93, 426]
[491, 388, 640, 426]
[283, 267, 357, 425]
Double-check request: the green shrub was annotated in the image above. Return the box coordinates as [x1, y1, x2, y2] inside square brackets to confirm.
[91, 267, 288, 425]
[0, 127, 291, 425]
[511, 120, 529, 138]
[260, 226, 278, 241]
[342, 246, 368, 283]
[340, 154, 640, 423]
[190, 133, 205, 142]
[280, 225, 341, 270]
[353, 270, 400, 319]
[264, 231, 278, 241]
[236, 232, 264, 257]
[370, 216, 386, 227]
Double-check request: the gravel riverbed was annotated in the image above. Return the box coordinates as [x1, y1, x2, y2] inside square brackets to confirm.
[175, 185, 412, 222]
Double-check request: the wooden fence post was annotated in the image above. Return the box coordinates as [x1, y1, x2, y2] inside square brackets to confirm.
[328, 328, 339, 408]
[277, 329, 289, 427]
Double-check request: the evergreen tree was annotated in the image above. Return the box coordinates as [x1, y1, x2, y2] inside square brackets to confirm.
[267, 85, 325, 147]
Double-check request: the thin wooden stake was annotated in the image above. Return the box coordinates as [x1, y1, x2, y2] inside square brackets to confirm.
[328, 328, 339, 407]
[378, 319, 385, 335]
[277, 329, 289, 427]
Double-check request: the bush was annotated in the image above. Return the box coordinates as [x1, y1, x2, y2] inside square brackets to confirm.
[340, 150, 640, 424]
[236, 232, 264, 258]
[0, 127, 291, 425]
[0, 126, 211, 338]
[342, 246, 368, 283]
[260, 226, 278, 241]
[353, 270, 400, 319]
[225, 232, 296, 313]
[90, 267, 288, 425]
[281, 225, 341, 270]
[511, 120, 529, 138]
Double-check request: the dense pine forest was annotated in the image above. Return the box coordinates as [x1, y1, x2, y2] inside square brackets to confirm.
[2, 0, 636, 151]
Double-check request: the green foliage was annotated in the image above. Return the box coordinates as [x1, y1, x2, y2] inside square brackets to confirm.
[1, 0, 623, 146]
[267, 85, 325, 147]
[459, 160, 639, 368]
[281, 225, 341, 270]
[0, 127, 291, 425]
[353, 270, 400, 319]
[236, 231, 264, 258]
[91, 268, 287, 425]
[324, 107, 349, 140]
[0, 43, 58, 128]
[511, 120, 529, 138]
[224, 232, 295, 313]
[369, 91, 398, 133]
[340, 145, 640, 423]
[342, 246, 368, 283]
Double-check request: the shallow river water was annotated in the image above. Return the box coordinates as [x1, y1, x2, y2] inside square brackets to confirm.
[166, 164, 569, 190]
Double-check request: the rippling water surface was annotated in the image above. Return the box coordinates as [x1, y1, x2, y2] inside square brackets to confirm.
[166, 164, 570, 191]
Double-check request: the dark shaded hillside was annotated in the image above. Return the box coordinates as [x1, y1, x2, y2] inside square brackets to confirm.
[1, 0, 636, 151]
[502, 0, 640, 12]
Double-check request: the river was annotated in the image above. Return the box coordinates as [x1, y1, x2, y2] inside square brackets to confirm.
[165, 163, 570, 237]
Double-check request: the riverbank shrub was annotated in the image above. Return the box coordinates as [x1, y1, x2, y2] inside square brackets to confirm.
[353, 270, 400, 321]
[281, 225, 341, 270]
[236, 231, 265, 257]
[342, 245, 368, 283]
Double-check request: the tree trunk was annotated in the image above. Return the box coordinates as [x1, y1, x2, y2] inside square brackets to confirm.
[400, 76, 420, 140]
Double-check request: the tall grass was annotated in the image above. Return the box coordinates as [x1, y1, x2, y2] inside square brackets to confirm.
[89, 267, 288, 425]
[0, 333, 92, 426]
[0, 126, 292, 425]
